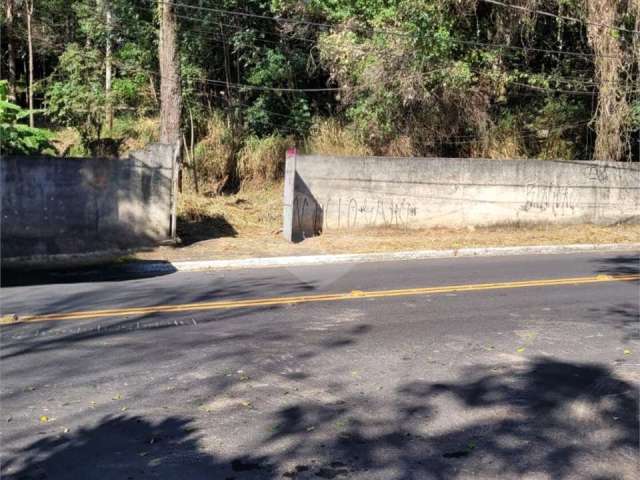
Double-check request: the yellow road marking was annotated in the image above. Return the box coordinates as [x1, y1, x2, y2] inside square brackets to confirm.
[2, 273, 638, 324]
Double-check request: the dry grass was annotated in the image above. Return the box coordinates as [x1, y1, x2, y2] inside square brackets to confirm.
[190, 113, 236, 188]
[136, 182, 640, 262]
[237, 135, 292, 183]
[470, 127, 527, 159]
[119, 117, 159, 154]
[303, 118, 372, 156]
[52, 127, 84, 156]
[382, 134, 416, 157]
[307, 223, 640, 254]
[178, 183, 282, 234]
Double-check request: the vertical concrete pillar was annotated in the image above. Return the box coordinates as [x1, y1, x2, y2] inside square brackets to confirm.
[282, 148, 297, 242]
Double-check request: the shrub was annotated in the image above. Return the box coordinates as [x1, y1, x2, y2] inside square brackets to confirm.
[190, 113, 237, 190]
[237, 134, 292, 183]
[303, 118, 372, 156]
[0, 80, 53, 155]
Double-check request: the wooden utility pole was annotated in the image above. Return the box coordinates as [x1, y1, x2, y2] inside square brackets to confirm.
[158, 0, 182, 144]
[26, 0, 35, 127]
[105, 0, 113, 131]
[5, 0, 17, 101]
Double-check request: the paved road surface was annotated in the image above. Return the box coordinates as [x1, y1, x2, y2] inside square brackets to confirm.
[1, 251, 638, 479]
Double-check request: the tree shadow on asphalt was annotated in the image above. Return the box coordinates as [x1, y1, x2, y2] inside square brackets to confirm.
[4, 358, 637, 480]
[1, 415, 238, 480]
[0, 275, 317, 362]
[589, 302, 639, 341]
[590, 254, 639, 342]
[593, 253, 639, 276]
[252, 357, 638, 479]
[0, 261, 178, 287]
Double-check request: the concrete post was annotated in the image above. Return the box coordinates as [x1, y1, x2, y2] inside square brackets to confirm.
[170, 140, 181, 241]
[282, 148, 297, 242]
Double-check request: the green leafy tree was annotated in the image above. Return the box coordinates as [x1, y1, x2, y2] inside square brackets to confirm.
[0, 80, 53, 154]
[45, 43, 106, 146]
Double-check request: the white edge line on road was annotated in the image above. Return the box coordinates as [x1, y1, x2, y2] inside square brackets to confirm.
[129, 243, 640, 274]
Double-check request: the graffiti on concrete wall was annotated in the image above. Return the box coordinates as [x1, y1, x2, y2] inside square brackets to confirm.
[293, 194, 418, 232]
[521, 184, 575, 215]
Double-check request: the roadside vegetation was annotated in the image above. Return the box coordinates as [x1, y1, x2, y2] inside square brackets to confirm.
[2, 1, 639, 234]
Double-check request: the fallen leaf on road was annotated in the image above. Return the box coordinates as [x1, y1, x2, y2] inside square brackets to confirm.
[623, 349, 632, 355]
[112, 394, 122, 401]
[516, 347, 526, 353]
[0, 314, 19, 324]
[39, 415, 49, 423]
[121, 407, 128, 412]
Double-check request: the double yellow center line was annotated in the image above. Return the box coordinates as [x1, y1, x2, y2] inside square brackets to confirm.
[2, 273, 638, 324]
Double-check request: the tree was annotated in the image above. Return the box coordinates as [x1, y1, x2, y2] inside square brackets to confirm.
[25, 0, 34, 127]
[0, 80, 53, 154]
[159, 0, 182, 145]
[4, 0, 17, 101]
[45, 44, 106, 146]
[103, 0, 113, 131]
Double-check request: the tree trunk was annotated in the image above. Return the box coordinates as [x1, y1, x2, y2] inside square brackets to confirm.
[26, 0, 35, 127]
[158, 0, 182, 145]
[5, 0, 17, 101]
[586, 0, 628, 161]
[104, 0, 113, 132]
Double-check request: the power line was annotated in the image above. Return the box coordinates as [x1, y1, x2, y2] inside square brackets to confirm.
[162, 1, 333, 30]
[452, 39, 601, 59]
[152, 1, 628, 63]
[478, 0, 640, 36]
[140, 6, 630, 90]
[201, 78, 342, 93]
[165, 0, 640, 37]
[160, 0, 628, 62]
[137, 67, 341, 94]
[509, 81, 595, 96]
[129, 4, 316, 46]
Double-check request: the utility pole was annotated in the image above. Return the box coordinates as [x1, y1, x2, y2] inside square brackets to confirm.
[158, 0, 182, 145]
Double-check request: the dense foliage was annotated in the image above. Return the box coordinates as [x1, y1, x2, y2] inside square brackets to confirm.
[0, 80, 53, 154]
[1, 1, 639, 169]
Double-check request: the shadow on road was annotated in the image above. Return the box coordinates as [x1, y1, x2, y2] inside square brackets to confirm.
[593, 253, 639, 276]
[0, 260, 178, 287]
[590, 253, 639, 341]
[1, 415, 235, 479]
[3, 358, 637, 479]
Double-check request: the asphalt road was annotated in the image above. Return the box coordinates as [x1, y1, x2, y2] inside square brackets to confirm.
[1, 251, 639, 479]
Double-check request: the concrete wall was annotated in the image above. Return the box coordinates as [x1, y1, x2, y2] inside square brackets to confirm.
[283, 153, 640, 241]
[1, 143, 176, 266]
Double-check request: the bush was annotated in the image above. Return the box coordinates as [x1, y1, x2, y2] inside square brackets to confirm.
[0, 81, 53, 155]
[114, 116, 160, 154]
[303, 118, 372, 156]
[190, 113, 237, 190]
[237, 134, 292, 183]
